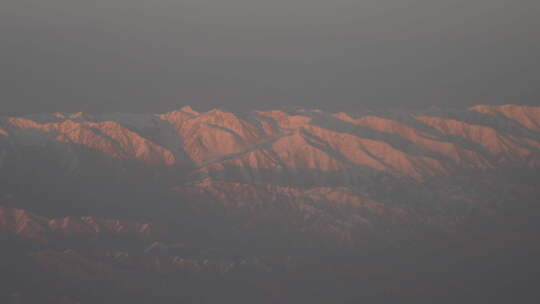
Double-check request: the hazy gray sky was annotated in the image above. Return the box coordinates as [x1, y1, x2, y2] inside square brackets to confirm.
[2, 0, 539, 114]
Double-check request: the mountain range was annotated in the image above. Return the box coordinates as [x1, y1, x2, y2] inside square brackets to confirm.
[1, 104, 540, 303]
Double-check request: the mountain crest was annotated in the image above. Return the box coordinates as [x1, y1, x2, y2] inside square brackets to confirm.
[2, 104, 540, 178]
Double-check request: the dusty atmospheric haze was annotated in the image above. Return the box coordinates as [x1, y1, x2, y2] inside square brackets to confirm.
[1, 1, 540, 304]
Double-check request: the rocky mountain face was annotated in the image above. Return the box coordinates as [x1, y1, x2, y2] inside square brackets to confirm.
[3, 104, 539, 174]
[1, 104, 540, 303]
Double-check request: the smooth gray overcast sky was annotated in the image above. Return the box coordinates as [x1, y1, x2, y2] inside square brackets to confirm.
[2, 0, 539, 115]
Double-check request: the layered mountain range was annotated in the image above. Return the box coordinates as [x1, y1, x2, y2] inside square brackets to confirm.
[1, 104, 540, 303]
[3, 104, 540, 174]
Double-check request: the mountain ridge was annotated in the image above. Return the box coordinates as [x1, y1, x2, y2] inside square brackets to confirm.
[1, 104, 540, 238]
[2, 104, 539, 172]
[2, 104, 540, 303]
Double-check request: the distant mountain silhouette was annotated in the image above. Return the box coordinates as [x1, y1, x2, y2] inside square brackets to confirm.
[1, 104, 540, 303]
